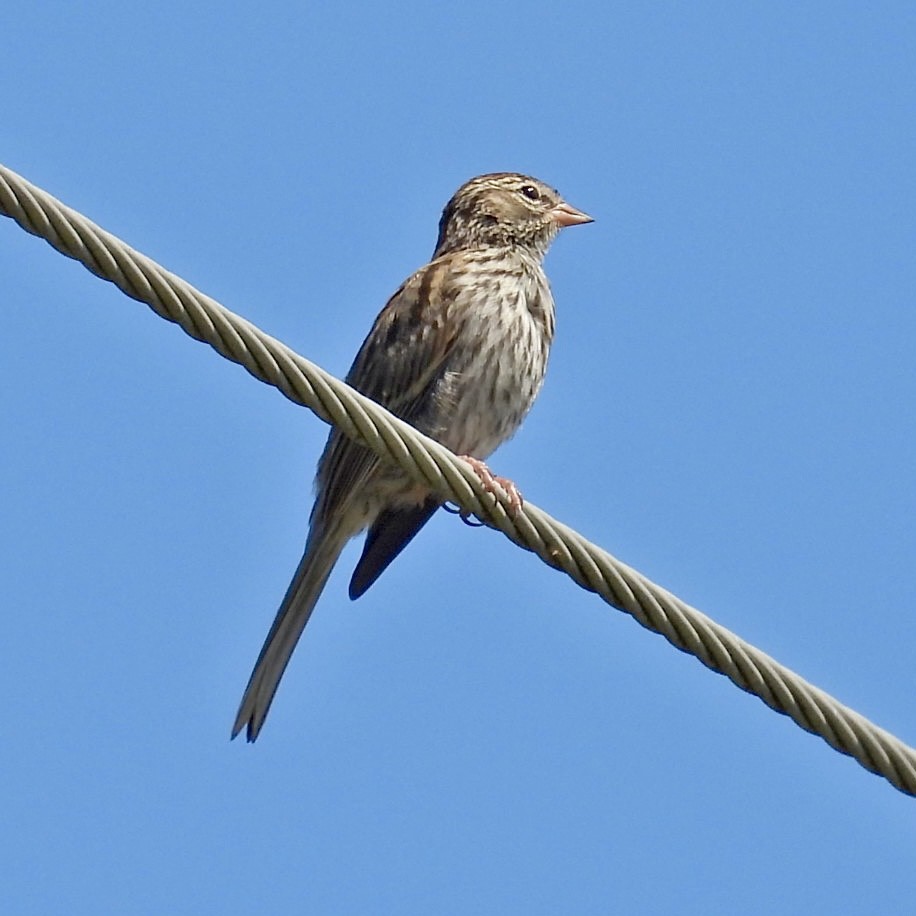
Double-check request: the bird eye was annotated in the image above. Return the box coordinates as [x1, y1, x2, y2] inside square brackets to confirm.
[520, 185, 540, 201]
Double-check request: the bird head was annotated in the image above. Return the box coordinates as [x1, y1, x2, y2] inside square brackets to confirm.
[434, 173, 592, 257]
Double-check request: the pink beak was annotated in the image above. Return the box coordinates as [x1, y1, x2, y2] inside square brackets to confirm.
[550, 201, 594, 228]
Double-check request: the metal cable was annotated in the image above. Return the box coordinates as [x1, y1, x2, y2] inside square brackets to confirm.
[2, 161, 914, 796]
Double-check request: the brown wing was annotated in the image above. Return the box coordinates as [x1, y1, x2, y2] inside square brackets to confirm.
[310, 254, 461, 531]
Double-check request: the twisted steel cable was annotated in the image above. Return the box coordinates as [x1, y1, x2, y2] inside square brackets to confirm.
[2, 161, 914, 796]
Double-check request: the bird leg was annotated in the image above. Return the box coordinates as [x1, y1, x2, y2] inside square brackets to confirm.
[458, 455, 524, 517]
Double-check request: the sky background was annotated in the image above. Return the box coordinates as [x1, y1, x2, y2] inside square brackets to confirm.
[2, 2, 914, 913]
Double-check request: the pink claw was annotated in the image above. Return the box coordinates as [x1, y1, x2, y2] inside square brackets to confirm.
[459, 456, 524, 517]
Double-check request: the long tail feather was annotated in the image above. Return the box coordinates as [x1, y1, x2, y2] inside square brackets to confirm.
[232, 526, 349, 742]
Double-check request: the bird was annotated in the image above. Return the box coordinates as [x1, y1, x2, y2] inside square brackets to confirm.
[232, 172, 592, 741]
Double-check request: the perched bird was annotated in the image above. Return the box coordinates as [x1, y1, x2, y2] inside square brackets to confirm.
[233, 172, 592, 741]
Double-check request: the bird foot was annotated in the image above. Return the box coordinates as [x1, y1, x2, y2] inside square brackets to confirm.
[443, 503, 486, 527]
[458, 455, 524, 517]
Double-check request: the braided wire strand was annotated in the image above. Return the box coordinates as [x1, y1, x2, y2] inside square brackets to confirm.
[2, 161, 914, 796]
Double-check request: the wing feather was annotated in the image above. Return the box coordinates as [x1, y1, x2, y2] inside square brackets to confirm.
[311, 255, 462, 530]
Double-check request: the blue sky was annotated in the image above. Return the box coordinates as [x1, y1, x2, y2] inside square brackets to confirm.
[2, 2, 914, 913]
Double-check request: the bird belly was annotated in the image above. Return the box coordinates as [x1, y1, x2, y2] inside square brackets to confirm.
[434, 296, 550, 459]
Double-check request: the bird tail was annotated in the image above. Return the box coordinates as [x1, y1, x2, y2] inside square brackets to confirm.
[232, 524, 349, 742]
